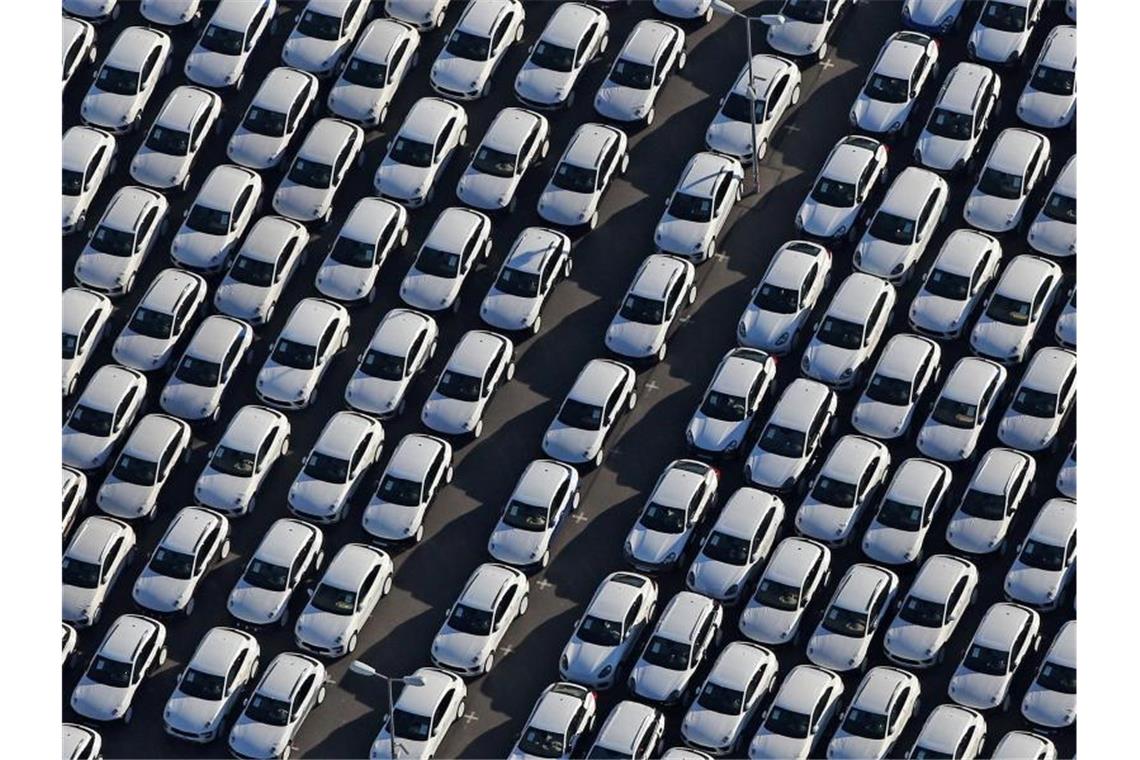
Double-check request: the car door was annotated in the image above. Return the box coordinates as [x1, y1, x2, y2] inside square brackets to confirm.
[224, 648, 250, 713]
[291, 673, 316, 726]
[923, 473, 945, 528]
[133, 632, 155, 683]
[140, 48, 161, 92]
[887, 686, 910, 739]
[135, 206, 158, 256]
[809, 687, 834, 745]
[194, 524, 220, 580]
[356, 564, 380, 619]
[493, 585, 517, 636]
[317, 321, 338, 365]
[406, 330, 427, 377]
[219, 333, 243, 387]
[114, 386, 139, 434]
[434, 118, 455, 167]
[102, 535, 125, 591]
[765, 76, 788, 123]
[158, 436, 180, 483]
[255, 430, 276, 478]
[230, 185, 253, 234]
[576, 24, 597, 70]
[549, 478, 570, 529]
[946, 577, 967, 625]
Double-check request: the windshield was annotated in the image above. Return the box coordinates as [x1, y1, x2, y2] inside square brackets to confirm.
[63, 333, 79, 360]
[495, 267, 541, 297]
[273, 338, 316, 369]
[823, 605, 869, 637]
[577, 615, 623, 647]
[932, 398, 978, 429]
[129, 306, 173, 339]
[620, 295, 665, 325]
[472, 146, 517, 178]
[502, 500, 550, 532]
[518, 728, 566, 759]
[146, 125, 190, 156]
[877, 498, 924, 531]
[1012, 388, 1058, 418]
[924, 268, 971, 300]
[298, 10, 343, 40]
[843, 707, 888, 739]
[310, 583, 356, 615]
[377, 476, 422, 507]
[243, 559, 289, 592]
[186, 205, 231, 235]
[1031, 65, 1074, 96]
[200, 23, 244, 55]
[414, 246, 461, 278]
[359, 350, 404, 381]
[448, 603, 492, 635]
[436, 371, 481, 402]
[964, 644, 1009, 675]
[721, 92, 765, 122]
[864, 73, 910, 104]
[175, 356, 221, 387]
[243, 105, 287, 137]
[865, 373, 912, 406]
[669, 193, 713, 223]
[179, 668, 225, 700]
[758, 424, 805, 457]
[229, 254, 275, 286]
[811, 475, 857, 509]
[447, 30, 490, 60]
[95, 65, 139, 95]
[149, 547, 194, 580]
[978, 168, 1023, 199]
[926, 107, 973, 140]
[869, 211, 916, 244]
[62, 557, 101, 589]
[343, 57, 387, 88]
[609, 59, 653, 89]
[702, 531, 751, 566]
[913, 748, 953, 759]
[1037, 662, 1076, 694]
[63, 169, 84, 196]
[980, 1, 1027, 32]
[390, 138, 434, 168]
[698, 682, 745, 714]
[288, 158, 333, 189]
[112, 453, 158, 486]
[754, 282, 799, 314]
[765, 706, 810, 739]
[811, 177, 856, 207]
[90, 225, 135, 257]
[246, 694, 291, 726]
[551, 162, 597, 193]
[1043, 192, 1076, 223]
[88, 655, 133, 687]
[67, 405, 114, 437]
[701, 391, 748, 422]
[1019, 539, 1065, 571]
[784, 0, 829, 23]
[558, 399, 604, 431]
[304, 452, 350, 484]
[899, 595, 945, 627]
[210, 445, 255, 477]
[638, 502, 687, 534]
[642, 635, 691, 670]
[392, 709, 431, 741]
[330, 236, 377, 268]
[755, 578, 800, 611]
[817, 316, 864, 349]
[531, 41, 575, 72]
[960, 488, 1007, 520]
[985, 294, 1031, 326]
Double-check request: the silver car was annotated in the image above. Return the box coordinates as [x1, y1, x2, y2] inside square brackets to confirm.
[861, 457, 952, 566]
[537, 122, 627, 230]
[850, 31, 938, 138]
[509, 682, 597, 760]
[969, 255, 1062, 364]
[964, 128, 1051, 233]
[748, 664, 844, 759]
[63, 516, 137, 628]
[429, 0, 525, 100]
[430, 562, 529, 675]
[62, 287, 111, 396]
[63, 466, 88, 539]
[948, 602, 1040, 712]
[883, 554, 979, 668]
[488, 459, 580, 569]
[328, 19, 421, 126]
[997, 347, 1076, 452]
[946, 447, 1036, 555]
[795, 137, 887, 243]
[806, 563, 899, 672]
[686, 348, 776, 459]
[295, 543, 394, 657]
[737, 241, 832, 354]
[1003, 497, 1076, 610]
[63, 364, 147, 472]
[587, 701, 665, 759]
[227, 518, 325, 628]
[1017, 24, 1076, 128]
[915, 63, 1001, 174]
[681, 642, 778, 756]
[288, 411, 384, 523]
[80, 26, 171, 133]
[421, 330, 514, 438]
[129, 85, 221, 191]
[1021, 620, 1075, 729]
[194, 405, 291, 516]
[654, 152, 744, 262]
[316, 197, 408, 304]
[160, 315, 254, 423]
[853, 167, 948, 283]
[738, 536, 830, 647]
[214, 215, 311, 326]
[851, 333, 941, 440]
[480, 226, 571, 335]
[227, 652, 327, 760]
[743, 378, 837, 495]
[801, 273, 896, 389]
[908, 228, 1002, 340]
[273, 118, 365, 224]
[282, 0, 370, 76]
[559, 572, 658, 690]
[70, 614, 167, 724]
[132, 506, 230, 616]
[827, 667, 921, 759]
[605, 254, 696, 362]
[1028, 154, 1075, 257]
[112, 267, 206, 372]
[542, 358, 637, 467]
[624, 460, 718, 574]
[184, 0, 275, 90]
[345, 309, 439, 418]
[594, 19, 685, 125]
[375, 97, 468, 208]
[163, 627, 260, 743]
[687, 487, 783, 603]
[171, 164, 262, 273]
[458, 107, 551, 213]
[705, 55, 800, 164]
[227, 67, 319, 170]
[362, 433, 453, 544]
[399, 207, 491, 313]
[73, 186, 169, 297]
[256, 298, 351, 410]
[795, 435, 890, 547]
[513, 2, 608, 110]
[629, 591, 721, 705]
[96, 413, 190, 521]
[916, 356, 1008, 463]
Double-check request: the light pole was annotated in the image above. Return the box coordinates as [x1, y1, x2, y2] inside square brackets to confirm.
[349, 661, 426, 759]
[712, 0, 761, 195]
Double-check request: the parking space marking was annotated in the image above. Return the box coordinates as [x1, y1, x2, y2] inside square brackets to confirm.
[461, 711, 480, 725]
[571, 512, 589, 524]
[643, 380, 661, 393]
[535, 578, 555, 591]
[820, 58, 836, 70]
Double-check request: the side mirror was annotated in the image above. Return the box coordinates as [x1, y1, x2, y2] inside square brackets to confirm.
[527, 44, 534, 54]
[386, 140, 393, 152]
[307, 587, 314, 597]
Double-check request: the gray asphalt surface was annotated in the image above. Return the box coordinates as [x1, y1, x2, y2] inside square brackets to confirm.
[62, 1, 1076, 757]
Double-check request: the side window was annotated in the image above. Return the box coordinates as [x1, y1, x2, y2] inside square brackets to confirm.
[435, 120, 454, 158]
[287, 92, 306, 132]
[1066, 530, 1077, 561]
[247, 5, 268, 51]
[195, 526, 219, 569]
[767, 77, 787, 117]
[134, 635, 155, 681]
[654, 40, 676, 84]
[276, 238, 300, 282]
[221, 337, 242, 377]
[350, 435, 370, 473]
[857, 459, 878, 497]
[600, 140, 619, 181]
[190, 112, 207, 148]
[158, 438, 178, 475]
[622, 599, 641, 634]
[979, 383, 994, 413]
[857, 162, 875, 200]
[317, 322, 337, 358]
[665, 278, 685, 315]
[174, 292, 196, 331]
[65, 37, 82, 72]
[232, 186, 253, 228]
[490, 14, 510, 52]
[518, 131, 536, 169]
[431, 694, 451, 734]
[358, 566, 380, 606]
[226, 650, 248, 693]
[1032, 278, 1053, 317]
[802, 265, 819, 306]
[551, 479, 570, 512]
[713, 176, 730, 209]
[406, 333, 426, 374]
[114, 389, 136, 428]
[803, 556, 821, 597]
[1010, 625, 1029, 665]
[482, 349, 502, 395]
[540, 255, 558, 292]
[869, 585, 887, 626]
[85, 146, 107, 188]
[970, 255, 988, 294]
[924, 476, 944, 523]
[136, 207, 158, 246]
[495, 586, 517, 625]
[256, 431, 275, 470]
[603, 386, 621, 421]
[957, 726, 976, 758]
[867, 296, 885, 335]
[289, 540, 312, 585]
[888, 688, 909, 728]
[576, 24, 596, 65]
[812, 689, 832, 728]
[917, 190, 939, 234]
[424, 454, 442, 494]
[140, 48, 160, 83]
[947, 578, 967, 615]
[103, 537, 124, 580]
[688, 483, 707, 518]
[79, 312, 101, 348]
[293, 674, 315, 717]
[344, 0, 362, 31]
[1057, 369, 1075, 407]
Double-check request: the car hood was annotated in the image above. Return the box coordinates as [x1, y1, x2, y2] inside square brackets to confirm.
[682, 705, 740, 751]
[489, 524, 547, 566]
[229, 714, 291, 760]
[371, 727, 431, 759]
[161, 380, 216, 420]
[131, 149, 185, 188]
[363, 500, 420, 540]
[258, 363, 311, 401]
[346, 375, 404, 416]
[853, 97, 907, 134]
[746, 448, 801, 489]
[656, 216, 708, 255]
[329, 80, 387, 120]
[62, 195, 82, 228]
[803, 340, 859, 383]
[562, 637, 619, 682]
[228, 128, 286, 170]
[274, 181, 328, 221]
[75, 251, 128, 291]
[885, 619, 945, 662]
[432, 55, 484, 91]
[228, 581, 287, 625]
[318, 260, 375, 301]
[71, 678, 130, 721]
[970, 27, 1023, 62]
[296, 606, 353, 648]
[632, 661, 689, 702]
[458, 170, 514, 210]
[289, 475, 347, 517]
[705, 115, 754, 159]
[965, 190, 1021, 232]
[740, 307, 797, 351]
[852, 398, 910, 440]
[627, 526, 686, 566]
[918, 419, 974, 461]
[96, 477, 152, 519]
[948, 669, 1005, 709]
[605, 318, 662, 358]
[1019, 90, 1073, 128]
[481, 290, 539, 331]
[798, 199, 854, 239]
[377, 160, 430, 199]
[947, 514, 1004, 554]
[515, 63, 572, 104]
[195, 468, 253, 510]
[797, 499, 855, 542]
[114, 331, 169, 371]
[809, 628, 865, 671]
[62, 584, 98, 622]
[401, 270, 458, 310]
[768, 20, 824, 56]
[909, 292, 967, 334]
[422, 394, 479, 435]
[739, 604, 798, 645]
[917, 132, 972, 172]
[1028, 215, 1075, 257]
[186, 48, 241, 88]
[173, 226, 227, 269]
[687, 413, 746, 454]
[539, 186, 595, 225]
[910, 0, 960, 26]
[999, 412, 1054, 452]
[1004, 563, 1059, 605]
[166, 690, 226, 734]
[543, 422, 601, 464]
[81, 90, 134, 129]
[1021, 683, 1075, 728]
[970, 317, 1025, 359]
[688, 555, 747, 599]
[433, 627, 488, 667]
[856, 236, 910, 278]
[594, 82, 651, 120]
[863, 524, 919, 564]
[133, 568, 190, 613]
[283, 34, 342, 73]
[215, 279, 269, 321]
[62, 428, 112, 470]
[751, 729, 809, 760]
[829, 734, 886, 760]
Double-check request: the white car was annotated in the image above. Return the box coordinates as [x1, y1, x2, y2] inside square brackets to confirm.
[901, 0, 967, 34]
[63, 16, 97, 91]
[63, 364, 146, 472]
[851, 334, 941, 440]
[513, 2, 608, 109]
[430, 562, 529, 675]
[542, 358, 637, 467]
[162, 627, 260, 743]
[256, 298, 351, 410]
[687, 487, 783, 603]
[916, 356, 1008, 462]
[806, 563, 898, 672]
[964, 128, 1051, 233]
[70, 614, 167, 724]
[850, 31, 938, 138]
[288, 411, 384, 523]
[488, 459, 580, 569]
[185, 0, 275, 90]
[594, 19, 685, 125]
[386, 0, 451, 30]
[801, 273, 896, 388]
[282, 0, 370, 76]
[908, 228, 1002, 340]
[362, 433, 453, 544]
[328, 18, 421, 126]
[795, 435, 890, 547]
[96, 413, 191, 521]
[227, 518, 324, 628]
[421, 330, 514, 438]
[883, 554, 979, 668]
[748, 664, 844, 759]
[63, 724, 101, 760]
[1056, 443, 1075, 498]
[375, 97, 468, 208]
[970, 254, 1062, 363]
[854, 167, 948, 282]
[480, 226, 571, 334]
[915, 62, 1001, 174]
[1021, 620, 1075, 729]
[828, 667, 921, 759]
[1054, 289, 1075, 349]
[537, 122, 628, 230]
[705, 54, 801, 164]
[171, 164, 263, 273]
[400, 207, 491, 312]
[766, 0, 857, 62]
[140, 0, 201, 26]
[430, 0, 525, 99]
[559, 571, 658, 690]
[998, 347, 1076, 452]
[1028, 154, 1076, 257]
[227, 653, 326, 760]
[112, 267, 206, 372]
[654, 0, 717, 22]
[948, 602, 1040, 712]
[992, 731, 1058, 760]
[295, 543, 393, 657]
[945, 447, 1036, 555]
[655, 152, 744, 261]
[606, 254, 696, 362]
[74, 186, 168, 296]
[623, 459, 718, 574]
[908, 704, 987, 759]
[65, 0, 120, 24]
[130, 85, 221, 191]
[968, 0, 1042, 65]
[215, 216, 311, 326]
[1004, 497, 1076, 609]
[345, 309, 439, 418]
[744, 378, 837, 494]
[194, 405, 291, 516]
[274, 118, 365, 224]
[1017, 25, 1076, 128]
[63, 466, 88, 539]
[368, 667, 467, 758]
[862, 457, 952, 565]
[161, 315, 254, 423]
[509, 683, 597, 760]
[63, 516, 137, 628]
[737, 240, 832, 354]
[316, 197, 409, 304]
[795, 136, 887, 243]
[588, 701, 666, 759]
[132, 506, 230, 615]
[681, 642, 778, 756]
[227, 66, 320, 170]
[80, 26, 172, 133]
[629, 591, 721, 705]
[739, 536, 831, 646]
[686, 348, 776, 459]
[62, 125, 116, 234]
[62, 287, 111, 396]
[458, 107, 551, 213]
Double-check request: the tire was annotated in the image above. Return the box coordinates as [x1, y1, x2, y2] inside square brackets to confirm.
[644, 108, 655, 127]
[506, 362, 516, 381]
[627, 391, 637, 410]
[755, 139, 768, 162]
[506, 196, 517, 214]
[677, 51, 687, 71]
[518, 594, 529, 616]
[598, 35, 609, 56]
[515, 24, 524, 43]
[480, 79, 492, 99]
[539, 550, 550, 569]
[620, 153, 629, 174]
[791, 84, 801, 106]
[587, 211, 598, 231]
[483, 653, 495, 674]
[382, 574, 393, 596]
[456, 700, 466, 719]
[817, 43, 830, 62]
[704, 6, 713, 22]
[656, 343, 667, 362]
[314, 551, 325, 569]
[413, 524, 424, 543]
[281, 436, 291, 457]
[687, 285, 697, 305]
[220, 540, 230, 560]
[279, 610, 289, 628]
[233, 73, 244, 92]
[378, 105, 389, 126]
[531, 316, 542, 336]
[183, 598, 195, 617]
[246, 495, 257, 515]
[593, 449, 604, 468]
[472, 420, 483, 439]
[539, 139, 550, 161]
[704, 238, 716, 263]
[458, 128, 468, 148]
[122, 707, 132, 725]
[347, 634, 358, 654]
[563, 257, 573, 277]
[316, 686, 326, 705]
[444, 466, 454, 484]
[124, 273, 136, 295]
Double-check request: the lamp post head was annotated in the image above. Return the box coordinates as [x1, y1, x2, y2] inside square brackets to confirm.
[349, 661, 378, 678]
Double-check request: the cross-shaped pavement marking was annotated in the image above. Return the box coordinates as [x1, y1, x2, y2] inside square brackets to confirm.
[535, 577, 555, 591]
[461, 711, 480, 725]
[820, 58, 836, 70]
[571, 511, 589, 524]
[712, 251, 730, 263]
[784, 123, 801, 133]
[678, 313, 694, 325]
[499, 645, 515, 657]
[644, 380, 661, 393]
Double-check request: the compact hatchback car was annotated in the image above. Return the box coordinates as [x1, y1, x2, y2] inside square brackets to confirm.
[513, 2, 609, 110]
[63, 364, 146, 472]
[74, 186, 169, 297]
[737, 241, 832, 354]
[367, 666, 467, 759]
[917, 356, 1008, 462]
[227, 652, 327, 760]
[62, 287, 112, 396]
[162, 626, 260, 743]
[509, 682, 597, 760]
[81, 26, 172, 134]
[316, 197, 408, 304]
[112, 267, 206, 372]
[595, 19, 686, 125]
[968, 0, 1042, 65]
[131, 505, 230, 616]
[1016, 24, 1075, 129]
[96, 412, 190, 521]
[70, 614, 167, 724]
[655, 152, 744, 262]
[705, 54, 801, 164]
[915, 62, 1001, 174]
[160, 316, 253, 424]
[184, 0, 275, 90]
[129, 85, 222, 191]
[945, 447, 1036, 555]
[908, 228, 1002, 340]
[624, 459, 719, 574]
[480, 226, 572, 335]
[628, 590, 722, 705]
[421, 330, 514, 438]
[854, 167, 948, 282]
[851, 333, 941, 440]
[765, 0, 855, 63]
[171, 164, 263, 274]
[62, 126, 116, 235]
[327, 18, 421, 127]
[345, 309, 438, 418]
[256, 298, 351, 409]
[430, 562, 529, 675]
[287, 411, 384, 524]
[429, 0, 525, 100]
[827, 666, 921, 759]
[1021, 620, 1075, 729]
[194, 404, 291, 516]
[538, 122, 628, 230]
[400, 207, 491, 313]
[948, 602, 1040, 712]
[282, 0, 370, 76]
[883, 554, 979, 668]
[458, 107, 551, 213]
[215, 216, 310, 326]
[681, 642, 778, 756]
[744, 378, 837, 494]
[1003, 497, 1076, 610]
[543, 358, 637, 467]
[739, 536, 831, 646]
[63, 515, 137, 628]
[227, 518, 325, 628]
[375, 97, 468, 208]
[605, 254, 696, 363]
[274, 118, 365, 224]
[487, 459, 580, 570]
[862, 457, 952, 566]
[801, 272, 896, 388]
[362, 433, 453, 544]
[587, 701, 666, 759]
[850, 31, 939, 138]
[294, 542, 394, 657]
[806, 563, 899, 672]
[1028, 154, 1076, 257]
[907, 703, 986, 759]
[795, 434, 890, 547]
[559, 571, 658, 690]
[997, 347, 1076, 452]
[795, 136, 887, 243]
[227, 66, 319, 170]
[685, 348, 776, 459]
[748, 663, 845, 759]
[969, 254, 1062, 364]
[964, 128, 1051, 233]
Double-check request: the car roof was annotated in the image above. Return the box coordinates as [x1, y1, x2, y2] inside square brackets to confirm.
[513, 460, 572, 507]
[968, 448, 1030, 496]
[974, 603, 1035, 650]
[1028, 498, 1076, 547]
[401, 97, 463, 142]
[919, 705, 980, 751]
[81, 365, 142, 412]
[827, 273, 892, 324]
[677, 152, 739, 199]
[483, 107, 543, 154]
[874, 334, 935, 381]
[619, 19, 679, 66]
[938, 62, 992, 115]
[187, 315, 247, 360]
[99, 614, 159, 663]
[339, 197, 401, 243]
[503, 227, 566, 276]
[240, 215, 304, 262]
[932, 229, 995, 276]
[821, 435, 884, 484]
[988, 128, 1045, 175]
[656, 591, 713, 642]
[254, 519, 319, 567]
[563, 123, 622, 168]
[370, 309, 431, 355]
[775, 665, 836, 712]
[105, 26, 167, 70]
[834, 563, 893, 613]
[423, 207, 486, 252]
[910, 555, 973, 602]
[708, 642, 769, 690]
[62, 287, 108, 335]
[765, 537, 825, 587]
[709, 349, 768, 398]
[282, 298, 343, 345]
[874, 32, 927, 80]
[853, 667, 912, 714]
[396, 667, 456, 715]
[651, 460, 711, 508]
[253, 67, 314, 113]
[352, 19, 413, 64]
[62, 126, 113, 172]
[596, 701, 657, 751]
[457, 0, 513, 36]
[822, 139, 876, 184]
[765, 241, 826, 290]
[102, 186, 163, 232]
[1039, 25, 1076, 72]
[529, 683, 589, 733]
[221, 405, 284, 452]
[314, 411, 375, 458]
[160, 507, 219, 555]
[588, 572, 649, 622]
[306, 0, 356, 17]
[68, 516, 129, 564]
[189, 627, 253, 677]
[299, 118, 359, 162]
[156, 86, 215, 131]
[714, 488, 778, 540]
[943, 357, 1002, 401]
[1046, 620, 1076, 668]
[1053, 155, 1076, 197]
[541, 3, 603, 48]
[123, 414, 184, 459]
[446, 330, 506, 376]
[770, 378, 831, 429]
[460, 563, 519, 611]
[140, 268, 202, 315]
[387, 433, 446, 479]
[882, 167, 945, 218]
[211, 0, 266, 29]
[631, 255, 688, 300]
[995, 731, 1053, 757]
[258, 653, 320, 701]
[321, 543, 384, 591]
[731, 54, 792, 98]
[1019, 347, 1076, 393]
[885, 458, 946, 505]
[197, 164, 258, 211]
[995, 255, 1058, 301]
[569, 359, 630, 406]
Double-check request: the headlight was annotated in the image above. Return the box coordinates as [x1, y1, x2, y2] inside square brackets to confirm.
[801, 355, 811, 372]
[335, 634, 345, 644]
[170, 174, 180, 184]
[624, 540, 634, 555]
[577, 209, 589, 222]
[560, 654, 569, 671]
[841, 368, 854, 379]
[889, 120, 902, 133]
[312, 206, 322, 215]
[901, 3, 911, 18]
[849, 110, 858, 126]
[967, 41, 976, 57]
[687, 570, 696, 585]
[726, 583, 740, 598]
[794, 212, 804, 230]
[836, 224, 848, 236]
[834, 526, 844, 537]
[664, 551, 678, 563]
[598, 664, 613, 679]
[120, 113, 131, 126]
[737, 322, 747, 337]
[667, 689, 682, 702]
[848, 656, 857, 666]
[685, 429, 695, 445]
[891, 263, 905, 276]
[726, 439, 740, 451]
[295, 389, 306, 400]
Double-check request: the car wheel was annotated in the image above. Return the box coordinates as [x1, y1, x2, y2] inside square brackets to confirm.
[704, 238, 716, 263]
[480, 79, 492, 98]
[278, 610, 290, 628]
[483, 653, 495, 674]
[124, 273, 136, 295]
[413, 524, 424, 543]
[347, 634, 358, 654]
[245, 495, 257, 516]
[122, 706, 132, 725]
[620, 153, 629, 174]
[677, 51, 687, 71]
[1000, 693, 1010, 712]
[220, 540, 231, 560]
[539, 550, 550, 569]
[378, 105, 389, 126]
[627, 390, 637, 410]
[458, 128, 468, 148]
[518, 594, 529, 616]
[531, 316, 542, 336]
[571, 491, 581, 511]
[644, 108, 655, 127]
[472, 420, 484, 439]
[593, 449, 604, 468]
[656, 343, 667, 362]
[382, 574, 393, 596]
[316, 686, 326, 705]
[755, 139, 768, 162]
[506, 362, 516, 381]
[563, 257, 573, 278]
[703, 5, 714, 22]
[183, 598, 195, 617]
[598, 35, 609, 56]
[157, 646, 167, 667]
[687, 284, 697, 305]
[817, 42, 830, 62]
[456, 700, 466, 719]
[314, 551, 325, 570]
[515, 23, 524, 42]
[444, 466, 454, 484]
[587, 211, 599, 231]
